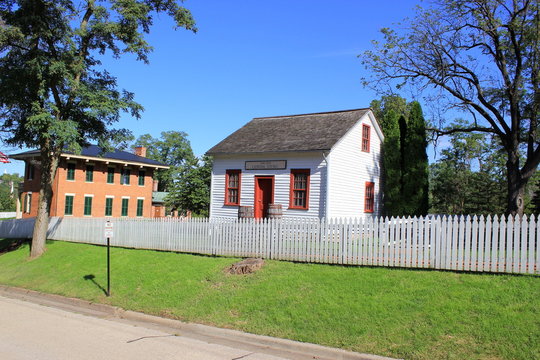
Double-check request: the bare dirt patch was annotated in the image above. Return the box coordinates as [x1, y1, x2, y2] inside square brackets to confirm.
[227, 258, 265, 275]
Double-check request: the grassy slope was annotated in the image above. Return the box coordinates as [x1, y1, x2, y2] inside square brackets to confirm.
[0, 239, 538, 360]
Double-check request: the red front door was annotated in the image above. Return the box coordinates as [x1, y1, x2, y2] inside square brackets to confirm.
[254, 177, 274, 219]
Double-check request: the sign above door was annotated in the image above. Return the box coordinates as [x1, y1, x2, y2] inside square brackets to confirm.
[245, 160, 287, 170]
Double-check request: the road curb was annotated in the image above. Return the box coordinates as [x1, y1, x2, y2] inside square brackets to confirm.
[0, 285, 399, 360]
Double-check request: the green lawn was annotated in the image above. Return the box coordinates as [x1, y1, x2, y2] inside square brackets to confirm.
[0, 239, 538, 360]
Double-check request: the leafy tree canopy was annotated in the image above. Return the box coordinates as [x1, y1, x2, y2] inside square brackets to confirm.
[165, 154, 212, 216]
[133, 131, 211, 216]
[0, 0, 196, 257]
[362, 0, 540, 215]
[0, 172, 22, 211]
[430, 121, 508, 215]
[134, 130, 195, 191]
[0, 0, 195, 152]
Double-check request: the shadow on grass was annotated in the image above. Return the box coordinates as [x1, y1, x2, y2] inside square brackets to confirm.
[83, 274, 107, 295]
[0, 238, 29, 255]
[282, 258, 538, 278]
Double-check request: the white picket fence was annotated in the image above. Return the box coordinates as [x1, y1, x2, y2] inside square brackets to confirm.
[0, 212, 16, 219]
[1, 215, 539, 275]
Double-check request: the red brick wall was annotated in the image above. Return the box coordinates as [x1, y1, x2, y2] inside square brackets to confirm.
[20, 162, 42, 219]
[20, 158, 156, 218]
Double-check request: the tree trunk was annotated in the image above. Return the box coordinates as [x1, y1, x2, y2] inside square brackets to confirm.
[30, 146, 59, 258]
[506, 154, 526, 217]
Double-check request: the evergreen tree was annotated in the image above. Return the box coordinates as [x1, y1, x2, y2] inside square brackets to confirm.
[380, 110, 402, 216]
[401, 102, 429, 216]
[371, 96, 429, 216]
[529, 178, 540, 214]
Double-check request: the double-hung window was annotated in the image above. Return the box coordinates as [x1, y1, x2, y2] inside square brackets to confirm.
[138, 170, 145, 186]
[121, 168, 131, 185]
[289, 169, 310, 210]
[85, 165, 94, 182]
[84, 196, 93, 216]
[364, 182, 375, 213]
[64, 195, 74, 215]
[225, 170, 241, 206]
[67, 163, 76, 181]
[362, 124, 370, 153]
[121, 198, 129, 217]
[136, 199, 144, 217]
[105, 197, 113, 216]
[107, 167, 115, 184]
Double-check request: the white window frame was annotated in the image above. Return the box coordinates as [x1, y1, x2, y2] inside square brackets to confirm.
[66, 161, 77, 181]
[83, 194, 94, 217]
[105, 195, 115, 217]
[64, 193, 76, 216]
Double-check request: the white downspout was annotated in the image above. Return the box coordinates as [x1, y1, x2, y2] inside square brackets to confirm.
[209, 167, 214, 219]
[322, 151, 329, 219]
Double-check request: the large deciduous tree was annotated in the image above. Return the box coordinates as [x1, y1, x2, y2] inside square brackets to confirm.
[362, 0, 540, 216]
[0, 1, 196, 257]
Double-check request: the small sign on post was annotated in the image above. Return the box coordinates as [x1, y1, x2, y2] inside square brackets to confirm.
[104, 221, 113, 297]
[104, 221, 114, 238]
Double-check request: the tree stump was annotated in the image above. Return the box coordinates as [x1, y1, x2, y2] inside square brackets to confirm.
[227, 258, 265, 275]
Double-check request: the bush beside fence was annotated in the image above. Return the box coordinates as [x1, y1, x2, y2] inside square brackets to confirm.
[1, 215, 538, 275]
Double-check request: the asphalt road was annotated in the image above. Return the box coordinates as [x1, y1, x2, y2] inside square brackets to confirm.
[0, 295, 283, 360]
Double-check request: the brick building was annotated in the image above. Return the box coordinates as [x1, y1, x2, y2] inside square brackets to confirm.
[11, 145, 168, 218]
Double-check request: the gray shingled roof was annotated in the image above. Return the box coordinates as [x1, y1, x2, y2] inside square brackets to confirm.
[207, 109, 371, 155]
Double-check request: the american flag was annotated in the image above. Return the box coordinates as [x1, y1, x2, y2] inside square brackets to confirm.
[0, 151, 10, 163]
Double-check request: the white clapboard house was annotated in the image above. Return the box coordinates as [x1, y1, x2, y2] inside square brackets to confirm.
[206, 108, 384, 219]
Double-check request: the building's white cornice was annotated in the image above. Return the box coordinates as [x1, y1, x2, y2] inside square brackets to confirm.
[10, 152, 169, 169]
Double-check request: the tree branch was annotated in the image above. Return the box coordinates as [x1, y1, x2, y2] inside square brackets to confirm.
[428, 126, 497, 136]
[66, 0, 94, 110]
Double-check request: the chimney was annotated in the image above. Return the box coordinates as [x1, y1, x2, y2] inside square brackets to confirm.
[153, 179, 159, 192]
[134, 146, 147, 157]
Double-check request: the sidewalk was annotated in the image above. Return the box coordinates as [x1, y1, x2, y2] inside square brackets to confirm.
[0, 285, 397, 360]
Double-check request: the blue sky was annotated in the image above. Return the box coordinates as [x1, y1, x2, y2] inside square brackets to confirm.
[3, 0, 423, 175]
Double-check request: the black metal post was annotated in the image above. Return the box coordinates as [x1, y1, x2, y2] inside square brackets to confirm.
[106, 237, 110, 297]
